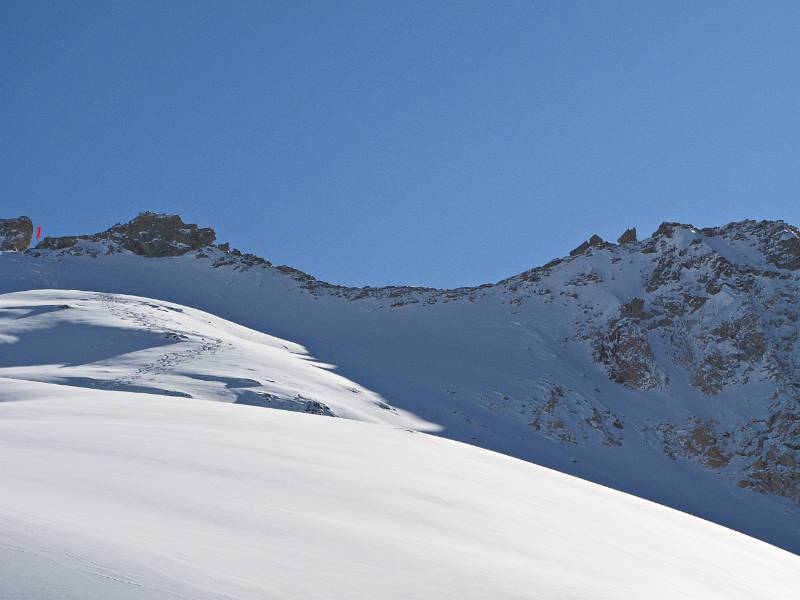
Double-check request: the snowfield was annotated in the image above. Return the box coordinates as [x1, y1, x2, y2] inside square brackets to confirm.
[1, 290, 798, 597]
[1, 379, 799, 600]
[0, 289, 429, 430]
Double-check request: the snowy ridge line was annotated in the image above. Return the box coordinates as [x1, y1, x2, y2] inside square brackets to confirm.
[20, 215, 800, 298]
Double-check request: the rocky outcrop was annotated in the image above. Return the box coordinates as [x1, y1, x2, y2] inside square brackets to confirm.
[736, 396, 800, 502]
[761, 222, 800, 271]
[37, 212, 216, 257]
[617, 227, 637, 245]
[0, 216, 33, 251]
[619, 297, 645, 319]
[529, 382, 623, 447]
[652, 221, 694, 239]
[593, 318, 665, 390]
[108, 212, 215, 257]
[653, 419, 732, 470]
[569, 234, 606, 257]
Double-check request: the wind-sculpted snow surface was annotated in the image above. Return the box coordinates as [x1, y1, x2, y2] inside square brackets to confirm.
[0, 290, 428, 429]
[1, 380, 799, 599]
[2, 214, 800, 554]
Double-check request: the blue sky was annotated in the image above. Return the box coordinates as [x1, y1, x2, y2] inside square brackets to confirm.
[3, 1, 800, 287]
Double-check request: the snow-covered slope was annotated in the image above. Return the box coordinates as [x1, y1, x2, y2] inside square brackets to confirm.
[1, 214, 799, 555]
[0, 290, 427, 429]
[1, 379, 798, 599]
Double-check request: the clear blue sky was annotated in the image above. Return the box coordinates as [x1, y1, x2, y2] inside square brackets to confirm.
[3, 1, 800, 287]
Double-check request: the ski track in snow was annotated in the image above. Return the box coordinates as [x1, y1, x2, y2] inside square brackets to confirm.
[97, 293, 226, 389]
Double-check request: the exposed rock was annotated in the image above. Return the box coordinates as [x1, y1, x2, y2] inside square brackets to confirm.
[736, 400, 800, 503]
[542, 258, 562, 269]
[689, 314, 767, 394]
[236, 392, 336, 417]
[617, 227, 637, 245]
[594, 319, 665, 390]
[569, 234, 606, 257]
[653, 419, 732, 470]
[569, 241, 591, 257]
[653, 222, 683, 238]
[302, 398, 335, 416]
[37, 212, 216, 257]
[38, 236, 80, 250]
[106, 212, 216, 257]
[683, 294, 708, 312]
[588, 234, 604, 245]
[620, 298, 645, 319]
[687, 425, 731, 469]
[764, 224, 800, 270]
[693, 352, 731, 394]
[530, 382, 623, 447]
[770, 236, 800, 270]
[0, 216, 33, 251]
[645, 254, 680, 292]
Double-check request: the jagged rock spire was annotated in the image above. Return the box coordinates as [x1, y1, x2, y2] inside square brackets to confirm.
[617, 227, 637, 245]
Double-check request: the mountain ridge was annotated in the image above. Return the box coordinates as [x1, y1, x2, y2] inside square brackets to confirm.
[2, 211, 799, 553]
[9, 211, 799, 291]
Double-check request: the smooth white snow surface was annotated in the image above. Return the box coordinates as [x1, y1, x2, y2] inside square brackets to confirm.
[0, 289, 429, 429]
[1, 378, 798, 600]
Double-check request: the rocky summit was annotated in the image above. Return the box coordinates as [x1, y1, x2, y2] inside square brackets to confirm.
[0, 216, 33, 251]
[36, 212, 216, 257]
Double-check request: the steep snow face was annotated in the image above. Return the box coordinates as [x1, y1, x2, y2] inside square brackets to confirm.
[1, 217, 800, 553]
[0, 290, 428, 429]
[1, 379, 799, 600]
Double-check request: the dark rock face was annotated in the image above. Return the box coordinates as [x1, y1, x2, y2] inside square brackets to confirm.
[617, 227, 637, 245]
[653, 222, 682, 238]
[38, 236, 79, 250]
[529, 383, 624, 447]
[37, 212, 216, 257]
[620, 298, 645, 318]
[107, 212, 216, 257]
[761, 223, 800, 270]
[654, 419, 732, 470]
[569, 234, 606, 257]
[0, 216, 33, 251]
[593, 319, 664, 390]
